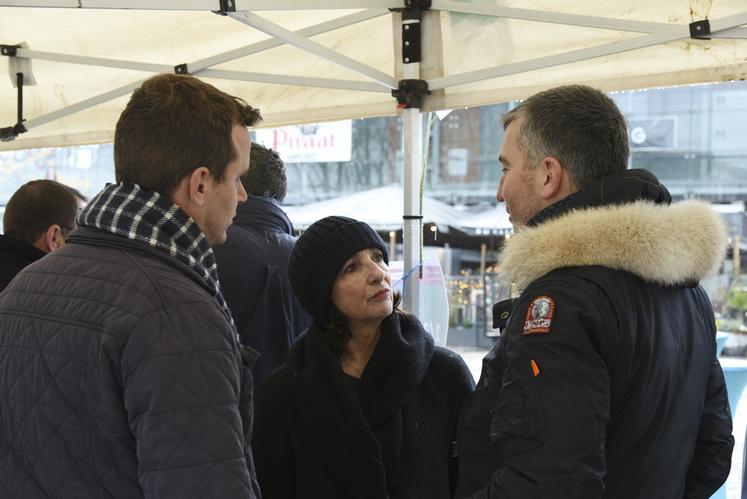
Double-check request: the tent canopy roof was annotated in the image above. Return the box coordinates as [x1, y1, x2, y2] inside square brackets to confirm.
[285, 185, 465, 230]
[459, 204, 511, 233]
[1, 1, 747, 151]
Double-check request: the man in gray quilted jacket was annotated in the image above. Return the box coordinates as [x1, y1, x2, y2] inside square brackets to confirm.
[0, 74, 263, 498]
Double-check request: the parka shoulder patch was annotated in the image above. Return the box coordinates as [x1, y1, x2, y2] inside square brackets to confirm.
[523, 295, 556, 335]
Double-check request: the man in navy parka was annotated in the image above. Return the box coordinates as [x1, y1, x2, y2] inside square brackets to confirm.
[456, 84, 733, 499]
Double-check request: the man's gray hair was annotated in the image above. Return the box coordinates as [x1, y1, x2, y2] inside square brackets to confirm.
[502, 84, 629, 190]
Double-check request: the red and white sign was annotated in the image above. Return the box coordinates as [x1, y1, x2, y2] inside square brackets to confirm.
[254, 120, 352, 164]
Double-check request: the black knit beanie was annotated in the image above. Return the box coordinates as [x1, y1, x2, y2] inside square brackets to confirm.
[289, 216, 389, 323]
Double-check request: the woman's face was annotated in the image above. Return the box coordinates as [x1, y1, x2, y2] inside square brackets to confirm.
[331, 247, 393, 328]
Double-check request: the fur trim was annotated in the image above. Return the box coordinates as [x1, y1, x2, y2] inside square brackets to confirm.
[500, 200, 727, 290]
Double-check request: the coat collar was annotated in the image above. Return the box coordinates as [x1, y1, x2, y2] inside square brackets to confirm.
[355, 313, 433, 426]
[285, 312, 433, 497]
[232, 196, 294, 235]
[288, 323, 385, 498]
[67, 227, 217, 298]
[501, 199, 727, 290]
[0, 234, 46, 263]
[527, 168, 672, 227]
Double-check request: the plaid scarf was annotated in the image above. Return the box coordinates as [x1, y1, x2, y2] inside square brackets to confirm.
[77, 182, 235, 327]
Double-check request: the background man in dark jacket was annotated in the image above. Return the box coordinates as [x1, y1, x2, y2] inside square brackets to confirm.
[456, 85, 733, 499]
[0, 179, 83, 291]
[215, 143, 311, 383]
[0, 74, 263, 498]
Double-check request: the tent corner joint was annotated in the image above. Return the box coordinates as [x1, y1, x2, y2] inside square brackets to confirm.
[393, 79, 430, 109]
[213, 0, 236, 16]
[390, 0, 431, 11]
[0, 45, 26, 142]
[690, 19, 711, 40]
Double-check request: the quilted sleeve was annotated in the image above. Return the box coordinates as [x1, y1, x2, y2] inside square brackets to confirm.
[121, 303, 257, 498]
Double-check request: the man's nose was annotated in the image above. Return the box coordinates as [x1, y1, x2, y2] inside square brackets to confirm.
[237, 182, 248, 204]
[496, 176, 505, 202]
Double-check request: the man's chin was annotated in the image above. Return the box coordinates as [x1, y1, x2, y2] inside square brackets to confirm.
[206, 231, 228, 247]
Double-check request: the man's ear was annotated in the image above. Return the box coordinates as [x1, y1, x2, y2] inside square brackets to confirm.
[171, 166, 212, 223]
[538, 157, 568, 201]
[187, 166, 211, 207]
[42, 224, 62, 253]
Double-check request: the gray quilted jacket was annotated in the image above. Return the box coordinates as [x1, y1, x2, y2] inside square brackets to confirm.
[0, 227, 260, 498]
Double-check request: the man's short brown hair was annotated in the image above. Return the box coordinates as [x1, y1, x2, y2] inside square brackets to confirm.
[3, 180, 79, 244]
[114, 74, 262, 195]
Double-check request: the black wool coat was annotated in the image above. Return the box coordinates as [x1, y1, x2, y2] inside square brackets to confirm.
[0, 233, 46, 292]
[214, 196, 311, 384]
[253, 312, 475, 499]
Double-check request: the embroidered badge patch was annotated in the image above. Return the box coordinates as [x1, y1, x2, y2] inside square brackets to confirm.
[523, 295, 556, 335]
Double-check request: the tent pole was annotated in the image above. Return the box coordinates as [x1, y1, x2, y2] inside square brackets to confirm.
[230, 11, 397, 90]
[402, 101, 422, 316]
[6, 10, 390, 136]
[429, 11, 747, 92]
[0, 1, 401, 10]
[429, 26, 688, 91]
[396, 5, 431, 317]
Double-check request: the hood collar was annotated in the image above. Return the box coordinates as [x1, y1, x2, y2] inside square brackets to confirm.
[501, 171, 725, 290]
[233, 195, 294, 234]
[528, 168, 672, 227]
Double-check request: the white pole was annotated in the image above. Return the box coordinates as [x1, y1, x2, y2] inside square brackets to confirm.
[401, 12, 423, 317]
[402, 103, 422, 316]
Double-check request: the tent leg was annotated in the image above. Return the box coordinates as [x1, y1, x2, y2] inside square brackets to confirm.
[402, 106, 422, 316]
[397, 6, 431, 318]
[392, 6, 430, 317]
[392, 6, 428, 317]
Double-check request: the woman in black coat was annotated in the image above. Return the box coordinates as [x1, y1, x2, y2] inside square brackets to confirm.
[253, 216, 475, 499]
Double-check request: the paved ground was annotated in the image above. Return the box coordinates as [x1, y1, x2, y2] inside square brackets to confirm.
[450, 346, 746, 498]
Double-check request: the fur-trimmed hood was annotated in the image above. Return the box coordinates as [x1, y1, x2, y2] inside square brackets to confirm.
[500, 200, 727, 290]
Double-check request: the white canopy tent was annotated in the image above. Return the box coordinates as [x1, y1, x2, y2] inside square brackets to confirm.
[2, 0, 747, 315]
[459, 204, 512, 235]
[284, 185, 464, 231]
